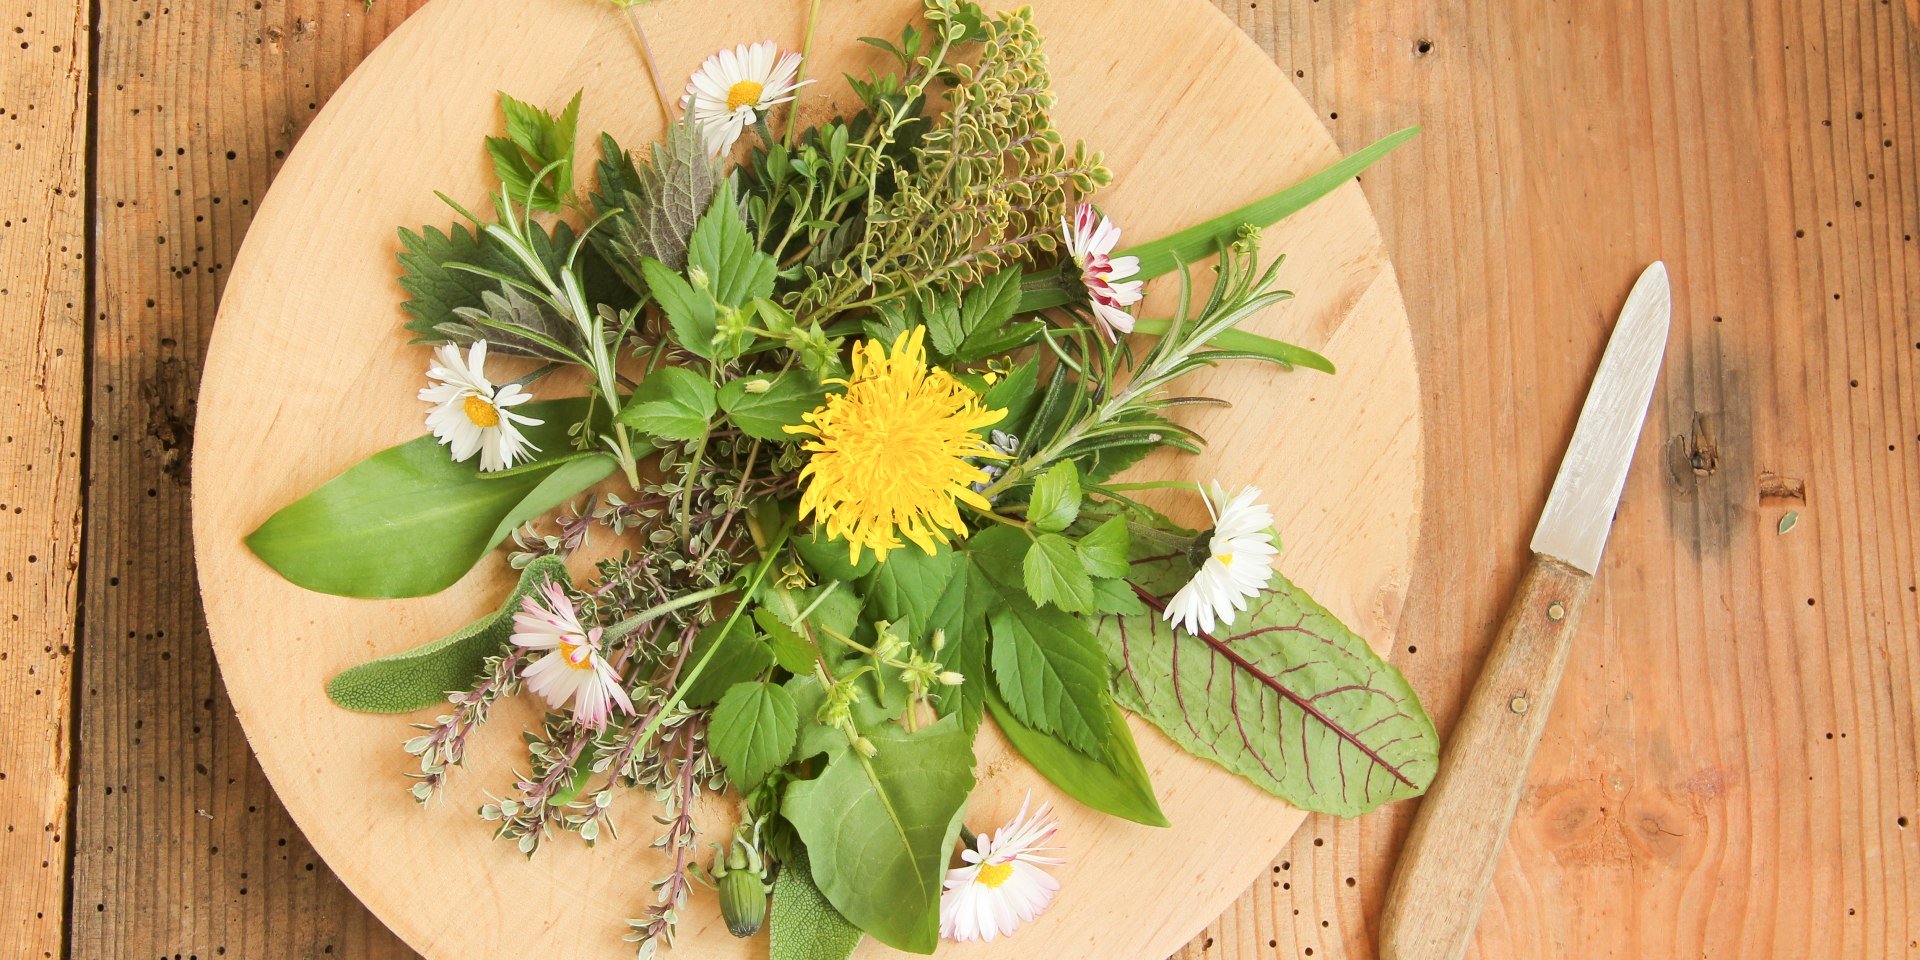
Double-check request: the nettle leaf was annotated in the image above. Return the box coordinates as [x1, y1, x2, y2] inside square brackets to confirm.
[326, 556, 568, 712]
[617, 366, 716, 442]
[247, 399, 613, 599]
[590, 118, 719, 292]
[709, 681, 798, 791]
[486, 90, 581, 212]
[439, 284, 582, 363]
[1077, 516, 1131, 578]
[640, 257, 718, 359]
[769, 846, 864, 960]
[983, 580, 1115, 758]
[397, 219, 627, 353]
[689, 183, 778, 309]
[1096, 557, 1439, 816]
[987, 688, 1167, 827]
[719, 371, 828, 441]
[783, 708, 974, 954]
[1026, 460, 1081, 533]
[1023, 533, 1094, 612]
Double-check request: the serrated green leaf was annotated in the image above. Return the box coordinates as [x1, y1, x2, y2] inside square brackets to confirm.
[719, 371, 828, 441]
[590, 119, 720, 291]
[985, 588, 1113, 757]
[396, 219, 628, 352]
[709, 681, 798, 791]
[1077, 516, 1132, 578]
[770, 846, 864, 960]
[1027, 460, 1082, 533]
[952, 267, 1025, 363]
[617, 366, 716, 441]
[640, 257, 718, 359]
[1097, 559, 1439, 816]
[326, 557, 568, 712]
[754, 607, 818, 674]
[987, 688, 1168, 827]
[1023, 533, 1094, 612]
[247, 399, 613, 599]
[487, 90, 581, 212]
[792, 530, 877, 581]
[688, 183, 777, 309]
[678, 618, 773, 707]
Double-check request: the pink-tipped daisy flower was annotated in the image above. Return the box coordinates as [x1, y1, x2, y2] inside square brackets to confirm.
[511, 582, 634, 729]
[1062, 202, 1145, 341]
[939, 793, 1064, 943]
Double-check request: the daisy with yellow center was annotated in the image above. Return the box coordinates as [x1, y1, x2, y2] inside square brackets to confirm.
[683, 41, 809, 157]
[786, 327, 1007, 563]
[939, 793, 1064, 943]
[510, 582, 634, 730]
[419, 340, 542, 473]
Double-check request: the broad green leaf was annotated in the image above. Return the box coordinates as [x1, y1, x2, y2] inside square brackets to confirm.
[784, 708, 974, 954]
[792, 530, 877, 581]
[1027, 460, 1081, 533]
[1130, 318, 1335, 374]
[617, 366, 716, 442]
[326, 557, 568, 712]
[246, 399, 613, 598]
[589, 119, 719, 290]
[1023, 533, 1094, 612]
[755, 607, 819, 674]
[985, 588, 1114, 757]
[678, 618, 774, 707]
[860, 544, 962, 644]
[486, 90, 581, 212]
[1077, 516, 1131, 578]
[719, 371, 828, 441]
[953, 268, 1031, 363]
[756, 580, 866, 672]
[987, 689, 1168, 827]
[922, 292, 967, 359]
[978, 355, 1041, 435]
[641, 257, 718, 359]
[1096, 557, 1439, 816]
[1017, 128, 1421, 312]
[709, 681, 798, 791]
[769, 846, 864, 960]
[688, 183, 778, 308]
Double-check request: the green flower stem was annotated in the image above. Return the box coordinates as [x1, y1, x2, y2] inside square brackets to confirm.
[620, 3, 673, 122]
[602, 581, 740, 642]
[787, 0, 824, 149]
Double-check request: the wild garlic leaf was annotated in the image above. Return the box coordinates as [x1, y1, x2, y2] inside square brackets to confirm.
[1077, 515, 1132, 578]
[1027, 460, 1082, 532]
[718, 371, 828, 441]
[1023, 533, 1094, 612]
[708, 681, 797, 791]
[984, 586, 1115, 757]
[688, 184, 778, 309]
[1096, 556, 1439, 816]
[486, 90, 581, 213]
[769, 846, 863, 960]
[617, 366, 717, 442]
[590, 118, 719, 291]
[783, 706, 974, 954]
[640, 258, 717, 359]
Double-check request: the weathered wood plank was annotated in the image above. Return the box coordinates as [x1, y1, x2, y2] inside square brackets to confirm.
[67, 0, 425, 956]
[0, 0, 89, 955]
[1182, 0, 1920, 956]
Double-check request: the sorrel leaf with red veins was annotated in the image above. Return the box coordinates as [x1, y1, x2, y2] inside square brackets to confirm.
[1094, 555, 1438, 816]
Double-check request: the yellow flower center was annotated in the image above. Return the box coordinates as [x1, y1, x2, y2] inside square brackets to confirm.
[1218, 552, 1234, 567]
[725, 80, 765, 112]
[785, 327, 1007, 563]
[558, 640, 594, 671]
[976, 861, 1014, 889]
[462, 393, 501, 428]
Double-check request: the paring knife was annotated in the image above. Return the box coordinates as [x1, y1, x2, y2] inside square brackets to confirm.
[1377, 261, 1672, 960]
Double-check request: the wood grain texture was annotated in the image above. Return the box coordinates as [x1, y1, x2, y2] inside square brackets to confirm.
[1378, 555, 1594, 960]
[0, 0, 88, 956]
[183, 0, 1419, 957]
[1177, 0, 1920, 958]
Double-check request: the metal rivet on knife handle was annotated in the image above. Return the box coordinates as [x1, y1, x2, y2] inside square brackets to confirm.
[1509, 696, 1529, 715]
[1546, 601, 1566, 621]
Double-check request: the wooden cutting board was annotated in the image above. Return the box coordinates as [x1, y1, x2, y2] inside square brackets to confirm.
[189, 0, 1423, 956]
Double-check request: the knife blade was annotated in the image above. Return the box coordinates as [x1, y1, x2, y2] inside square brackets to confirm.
[1378, 262, 1672, 960]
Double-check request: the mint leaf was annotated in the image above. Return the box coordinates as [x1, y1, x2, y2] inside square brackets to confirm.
[1023, 533, 1094, 612]
[1027, 460, 1081, 532]
[688, 184, 777, 309]
[719, 371, 827, 441]
[618, 366, 716, 442]
[486, 90, 580, 212]
[1077, 515, 1131, 578]
[985, 590, 1113, 757]
[1097, 559, 1439, 816]
[709, 681, 797, 791]
[641, 258, 718, 359]
[988, 689, 1168, 827]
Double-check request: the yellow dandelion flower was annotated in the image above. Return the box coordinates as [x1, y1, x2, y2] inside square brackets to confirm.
[786, 327, 1008, 563]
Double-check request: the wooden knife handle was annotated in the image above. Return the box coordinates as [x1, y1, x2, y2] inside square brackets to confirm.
[1378, 553, 1594, 960]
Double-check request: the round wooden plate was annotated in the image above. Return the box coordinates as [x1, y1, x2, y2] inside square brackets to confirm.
[192, 0, 1422, 956]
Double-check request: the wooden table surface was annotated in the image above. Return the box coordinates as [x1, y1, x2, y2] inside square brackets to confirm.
[3, 0, 1915, 957]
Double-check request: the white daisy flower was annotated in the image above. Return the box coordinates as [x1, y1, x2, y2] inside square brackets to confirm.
[512, 582, 635, 729]
[419, 341, 542, 473]
[1162, 481, 1279, 637]
[939, 794, 1064, 943]
[684, 41, 810, 157]
[1062, 202, 1145, 342]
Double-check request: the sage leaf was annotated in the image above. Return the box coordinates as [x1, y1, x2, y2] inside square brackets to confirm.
[1027, 460, 1082, 532]
[987, 689, 1168, 827]
[617, 366, 716, 442]
[769, 846, 863, 960]
[1097, 557, 1439, 816]
[709, 681, 798, 791]
[783, 707, 974, 954]
[985, 587, 1114, 757]
[719, 371, 827, 441]
[1023, 533, 1095, 612]
[1077, 516, 1132, 578]
[246, 399, 614, 599]
[325, 556, 568, 712]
